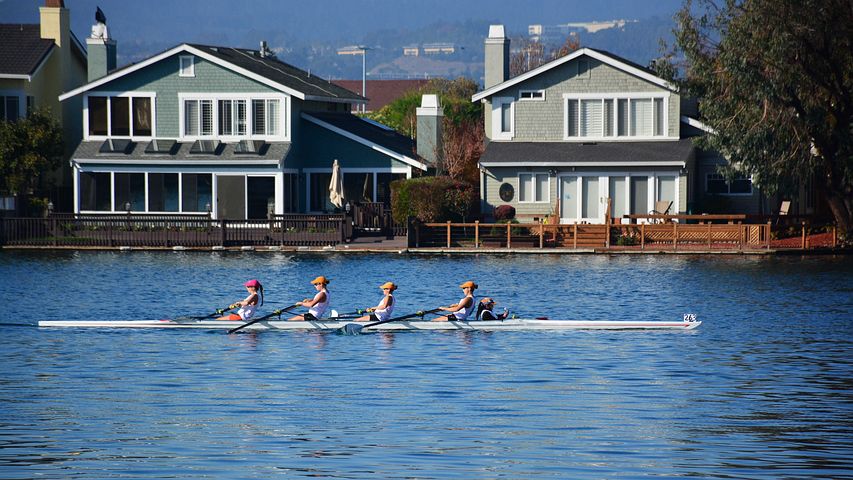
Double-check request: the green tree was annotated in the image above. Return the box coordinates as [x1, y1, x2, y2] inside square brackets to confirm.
[0, 109, 63, 196]
[660, 0, 853, 231]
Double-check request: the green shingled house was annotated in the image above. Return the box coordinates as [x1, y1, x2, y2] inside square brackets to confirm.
[472, 25, 764, 224]
[59, 27, 430, 219]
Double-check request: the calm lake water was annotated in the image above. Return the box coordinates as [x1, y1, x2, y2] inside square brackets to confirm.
[1, 251, 851, 479]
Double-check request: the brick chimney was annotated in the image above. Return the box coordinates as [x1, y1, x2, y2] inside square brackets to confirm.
[484, 25, 510, 88]
[416, 94, 443, 168]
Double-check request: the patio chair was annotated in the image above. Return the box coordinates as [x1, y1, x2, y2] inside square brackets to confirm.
[775, 200, 791, 226]
[650, 200, 673, 223]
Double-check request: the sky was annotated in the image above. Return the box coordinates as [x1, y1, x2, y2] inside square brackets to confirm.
[1, 0, 685, 47]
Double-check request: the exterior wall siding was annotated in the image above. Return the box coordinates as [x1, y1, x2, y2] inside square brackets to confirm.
[87, 55, 280, 138]
[490, 58, 680, 142]
[300, 120, 411, 170]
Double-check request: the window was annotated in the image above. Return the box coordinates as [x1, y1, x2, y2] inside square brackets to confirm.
[87, 95, 154, 137]
[181, 173, 213, 212]
[0, 96, 20, 122]
[492, 98, 514, 139]
[519, 173, 549, 203]
[179, 56, 195, 77]
[343, 172, 374, 203]
[500, 103, 512, 133]
[519, 90, 545, 101]
[707, 173, 753, 195]
[565, 95, 666, 139]
[185, 96, 279, 138]
[148, 173, 179, 212]
[114, 173, 145, 211]
[80, 172, 111, 211]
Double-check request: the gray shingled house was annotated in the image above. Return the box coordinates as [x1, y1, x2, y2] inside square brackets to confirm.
[472, 25, 763, 223]
[58, 24, 436, 219]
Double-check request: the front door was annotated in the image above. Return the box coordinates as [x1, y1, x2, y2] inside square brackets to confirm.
[217, 175, 245, 219]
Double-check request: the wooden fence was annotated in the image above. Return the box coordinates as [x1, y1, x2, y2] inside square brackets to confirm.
[0, 214, 348, 248]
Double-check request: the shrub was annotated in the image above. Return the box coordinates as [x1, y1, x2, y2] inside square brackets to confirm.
[493, 204, 516, 221]
[391, 176, 475, 224]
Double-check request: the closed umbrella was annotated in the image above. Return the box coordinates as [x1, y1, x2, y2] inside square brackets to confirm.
[329, 159, 345, 209]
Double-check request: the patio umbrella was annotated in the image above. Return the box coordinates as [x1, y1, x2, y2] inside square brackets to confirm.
[329, 159, 345, 209]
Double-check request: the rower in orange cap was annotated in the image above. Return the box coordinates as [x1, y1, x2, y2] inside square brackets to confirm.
[433, 280, 477, 322]
[355, 281, 397, 322]
[289, 276, 330, 320]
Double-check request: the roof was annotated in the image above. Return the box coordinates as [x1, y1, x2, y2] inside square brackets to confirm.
[472, 47, 676, 102]
[60, 43, 365, 104]
[303, 112, 426, 170]
[70, 140, 291, 165]
[478, 139, 695, 167]
[333, 79, 429, 112]
[0, 24, 54, 78]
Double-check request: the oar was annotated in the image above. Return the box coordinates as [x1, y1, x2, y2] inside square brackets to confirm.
[327, 309, 367, 320]
[339, 308, 442, 335]
[175, 304, 236, 321]
[227, 303, 299, 334]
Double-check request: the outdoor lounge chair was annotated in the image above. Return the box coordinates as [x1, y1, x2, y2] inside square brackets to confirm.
[775, 200, 791, 226]
[650, 200, 673, 223]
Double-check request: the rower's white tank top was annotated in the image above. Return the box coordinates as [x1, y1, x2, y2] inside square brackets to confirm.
[237, 293, 258, 320]
[373, 295, 394, 322]
[308, 289, 329, 318]
[452, 294, 476, 320]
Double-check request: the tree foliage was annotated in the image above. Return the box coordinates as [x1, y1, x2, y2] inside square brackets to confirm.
[660, 0, 853, 231]
[510, 34, 581, 77]
[390, 176, 475, 223]
[0, 109, 64, 195]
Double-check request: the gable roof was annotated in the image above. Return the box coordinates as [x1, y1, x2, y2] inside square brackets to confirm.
[303, 112, 426, 170]
[472, 47, 676, 102]
[59, 43, 366, 104]
[333, 79, 430, 112]
[0, 24, 55, 79]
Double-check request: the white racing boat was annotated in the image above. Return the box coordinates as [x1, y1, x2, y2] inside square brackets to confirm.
[38, 316, 701, 331]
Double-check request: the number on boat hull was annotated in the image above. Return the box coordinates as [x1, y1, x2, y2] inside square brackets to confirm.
[683, 313, 697, 322]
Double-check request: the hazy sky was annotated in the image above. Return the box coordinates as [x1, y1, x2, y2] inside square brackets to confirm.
[2, 0, 685, 47]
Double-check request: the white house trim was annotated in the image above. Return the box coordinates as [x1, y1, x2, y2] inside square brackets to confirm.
[472, 48, 677, 102]
[83, 91, 157, 141]
[681, 115, 716, 134]
[302, 113, 427, 171]
[479, 161, 686, 168]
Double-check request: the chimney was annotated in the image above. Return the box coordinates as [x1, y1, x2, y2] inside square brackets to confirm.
[86, 7, 116, 82]
[484, 25, 510, 88]
[416, 94, 443, 168]
[40, 0, 69, 48]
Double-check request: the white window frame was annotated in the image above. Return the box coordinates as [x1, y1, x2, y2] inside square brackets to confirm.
[178, 93, 290, 141]
[562, 92, 673, 142]
[519, 89, 545, 101]
[518, 172, 550, 203]
[705, 173, 753, 196]
[83, 92, 157, 141]
[179, 55, 195, 77]
[557, 172, 681, 224]
[491, 97, 515, 140]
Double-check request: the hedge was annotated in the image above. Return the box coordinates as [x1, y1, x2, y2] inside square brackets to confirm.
[390, 176, 475, 224]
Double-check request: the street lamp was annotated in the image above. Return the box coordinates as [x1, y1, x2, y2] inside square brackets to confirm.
[356, 46, 371, 114]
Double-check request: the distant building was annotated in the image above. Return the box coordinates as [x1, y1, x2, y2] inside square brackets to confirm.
[334, 79, 430, 113]
[337, 45, 366, 55]
[403, 45, 420, 56]
[422, 43, 455, 55]
[528, 20, 634, 43]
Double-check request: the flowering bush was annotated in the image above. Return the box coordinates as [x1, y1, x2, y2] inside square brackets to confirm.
[493, 205, 516, 221]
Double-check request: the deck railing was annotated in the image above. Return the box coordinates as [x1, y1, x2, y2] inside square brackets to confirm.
[0, 214, 347, 248]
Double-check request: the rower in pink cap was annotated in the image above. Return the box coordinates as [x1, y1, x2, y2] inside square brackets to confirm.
[217, 279, 264, 321]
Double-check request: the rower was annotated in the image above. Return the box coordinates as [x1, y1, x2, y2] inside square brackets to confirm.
[355, 282, 397, 322]
[433, 281, 477, 322]
[218, 279, 264, 321]
[289, 276, 330, 320]
[477, 298, 509, 321]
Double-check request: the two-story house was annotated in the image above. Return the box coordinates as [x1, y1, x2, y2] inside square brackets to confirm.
[0, 0, 87, 211]
[472, 25, 763, 223]
[58, 19, 430, 219]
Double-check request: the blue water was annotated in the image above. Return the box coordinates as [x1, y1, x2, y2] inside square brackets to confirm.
[1, 251, 852, 478]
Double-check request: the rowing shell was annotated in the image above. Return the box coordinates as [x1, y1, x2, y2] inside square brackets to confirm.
[38, 319, 701, 331]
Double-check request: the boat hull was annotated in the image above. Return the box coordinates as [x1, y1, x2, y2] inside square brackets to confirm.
[38, 319, 701, 331]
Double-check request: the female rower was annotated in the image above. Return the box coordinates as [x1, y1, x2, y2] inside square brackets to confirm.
[289, 276, 330, 320]
[433, 281, 477, 322]
[355, 282, 397, 322]
[477, 297, 509, 321]
[218, 279, 264, 321]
